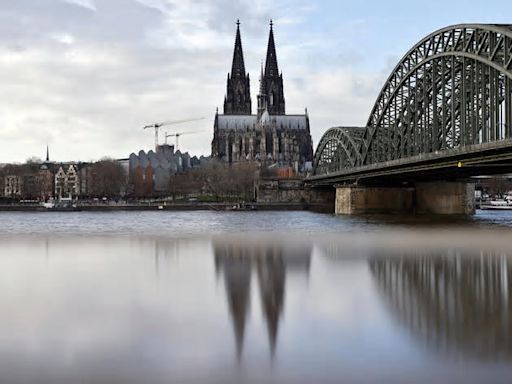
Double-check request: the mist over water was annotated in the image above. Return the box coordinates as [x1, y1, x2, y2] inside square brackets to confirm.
[0, 211, 511, 383]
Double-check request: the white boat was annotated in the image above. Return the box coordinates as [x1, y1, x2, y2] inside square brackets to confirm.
[480, 200, 512, 210]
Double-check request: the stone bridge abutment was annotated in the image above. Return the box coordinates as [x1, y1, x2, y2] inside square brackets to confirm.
[334, 181, 475, 215]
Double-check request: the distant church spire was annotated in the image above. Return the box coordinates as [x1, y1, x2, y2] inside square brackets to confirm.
[46, 144, 49, 162]
[260, 20, 285, 115]
[258, 61, 268, 117]
[259, 61, 265, 94]
[224, 19, 252, 115]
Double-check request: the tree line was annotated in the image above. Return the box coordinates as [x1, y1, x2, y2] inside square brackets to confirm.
[129, 159, 259, 202]
[1, 158, 258, 202]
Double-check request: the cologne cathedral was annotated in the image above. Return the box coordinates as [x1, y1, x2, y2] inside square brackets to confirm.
[211, 21, 313, 172]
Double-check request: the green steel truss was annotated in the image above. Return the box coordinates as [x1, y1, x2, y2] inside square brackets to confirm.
[313, 24, 512, 176]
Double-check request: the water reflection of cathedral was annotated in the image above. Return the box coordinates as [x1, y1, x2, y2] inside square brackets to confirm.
[370, 252, 512, 360]
[214, 241, 311, 359]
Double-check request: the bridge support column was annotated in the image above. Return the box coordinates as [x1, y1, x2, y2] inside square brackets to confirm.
[415, 182, 475, 215]
[334, 182, 475, 215]
[335, 186, 414, 215]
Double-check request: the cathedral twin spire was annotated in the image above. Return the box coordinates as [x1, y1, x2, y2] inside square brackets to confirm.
[231, 20, 246, 78]
[223, 20, 286, 116]
[224, 20, 252, 115]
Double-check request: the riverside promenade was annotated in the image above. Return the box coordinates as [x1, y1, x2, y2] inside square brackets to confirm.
[0, 201, 328, 212]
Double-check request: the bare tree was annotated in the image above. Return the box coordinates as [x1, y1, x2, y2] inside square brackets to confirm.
[25, 157, 43, 164]
[483, 177, 512, 198]
[89, 159, 127, 197]
[169, 172, 203, 200]
[190, 160, 258, 201]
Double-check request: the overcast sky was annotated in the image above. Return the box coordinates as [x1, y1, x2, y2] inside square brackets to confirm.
[0, 0, 511, 163]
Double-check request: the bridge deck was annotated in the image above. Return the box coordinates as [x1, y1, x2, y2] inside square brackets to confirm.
[308, 139, 512, 185]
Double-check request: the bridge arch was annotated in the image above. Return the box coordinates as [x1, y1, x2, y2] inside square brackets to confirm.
[313, 24, 512, 176]
[312, 127, 363, 175]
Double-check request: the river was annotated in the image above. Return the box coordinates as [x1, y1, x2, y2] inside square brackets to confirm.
[0, 210, 511, 383]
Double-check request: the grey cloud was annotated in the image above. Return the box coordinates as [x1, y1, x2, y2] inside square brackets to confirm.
[0, 0, 165, 50]
[0, 0, 384, 162]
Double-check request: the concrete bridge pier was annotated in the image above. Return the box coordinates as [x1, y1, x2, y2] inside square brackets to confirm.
[414, 182, 475, 215]
[335, 181, 475, 215]
[335, 185, 414, 215]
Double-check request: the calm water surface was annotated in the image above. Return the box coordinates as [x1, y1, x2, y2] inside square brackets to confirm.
[0, 210, 512, 383]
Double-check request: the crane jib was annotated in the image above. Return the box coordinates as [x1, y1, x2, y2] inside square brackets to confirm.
[142, 117, 206, 151]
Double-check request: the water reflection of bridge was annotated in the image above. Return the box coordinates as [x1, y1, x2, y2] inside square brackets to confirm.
[214, 241, 311, 359]
[370, 251, 512, 360]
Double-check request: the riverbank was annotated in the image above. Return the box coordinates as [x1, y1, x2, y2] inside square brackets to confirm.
[0, 202, 332, 212]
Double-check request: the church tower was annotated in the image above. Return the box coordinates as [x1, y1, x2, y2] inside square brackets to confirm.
[260, 20, 285, 115]
[213, 19, 313, 168]
[224, 20, 252, 115]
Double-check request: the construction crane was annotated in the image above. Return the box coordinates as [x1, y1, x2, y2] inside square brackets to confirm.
[165, 131, 202, 151]
[143, 117, 205, 151]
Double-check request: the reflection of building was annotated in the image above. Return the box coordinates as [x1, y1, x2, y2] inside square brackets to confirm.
[256, 253, 285, 353]
[211, 21, 313, 172]
[215, 247, 252, 359]
[214, 241, 311, 359]
[370, 252, 512, 360]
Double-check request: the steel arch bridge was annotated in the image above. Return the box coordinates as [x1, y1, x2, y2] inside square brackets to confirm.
[311, 24, 512, 182]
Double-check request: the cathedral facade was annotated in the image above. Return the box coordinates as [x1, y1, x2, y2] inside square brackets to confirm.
[211, 21, 313, 173]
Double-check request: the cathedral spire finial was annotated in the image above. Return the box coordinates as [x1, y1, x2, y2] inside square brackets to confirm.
[264, 20, 278, 77]
[231, 19, 245, 77]
[262, 17, 285, 115]
[223, 20, 252, 115]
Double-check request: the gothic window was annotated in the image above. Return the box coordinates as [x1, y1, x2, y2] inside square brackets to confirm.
[228, 136, 234, 163]
[266, 131, 273, 155]
[270, 92, 274, 106]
